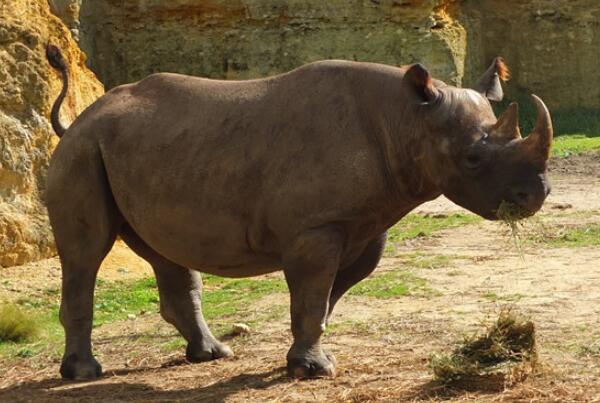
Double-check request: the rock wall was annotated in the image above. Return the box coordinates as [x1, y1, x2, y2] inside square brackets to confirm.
[79, 0, 466, 89]
[75, 0, 598, 111]
[0, 0, 103, 266]
[461, 0, 600, 110]
[48, 0, 82, 40]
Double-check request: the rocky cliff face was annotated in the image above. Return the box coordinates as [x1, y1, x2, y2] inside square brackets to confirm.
[0, 0, 103, 266]
[78, 0, 466, 88]
[461, 0, 600, 110]
[75, 0, 598, 111]
[48, 0, 82, 40]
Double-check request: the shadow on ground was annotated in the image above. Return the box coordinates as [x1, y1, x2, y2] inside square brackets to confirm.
[0, 366, 289, 402]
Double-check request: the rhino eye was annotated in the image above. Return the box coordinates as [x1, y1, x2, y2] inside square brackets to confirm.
[464, 153, 482, 170]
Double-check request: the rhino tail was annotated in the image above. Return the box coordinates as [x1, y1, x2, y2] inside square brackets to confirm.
[46, 43, 69, 137]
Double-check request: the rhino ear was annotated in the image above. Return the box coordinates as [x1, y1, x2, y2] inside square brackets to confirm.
[402, 63, 439, 105]
[473, 57, 509, 102]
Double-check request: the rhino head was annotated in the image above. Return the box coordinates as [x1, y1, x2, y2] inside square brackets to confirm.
[402, 58, 553, 220]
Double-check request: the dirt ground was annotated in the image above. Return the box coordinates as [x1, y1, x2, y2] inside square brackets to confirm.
[1, 154, 600, 402]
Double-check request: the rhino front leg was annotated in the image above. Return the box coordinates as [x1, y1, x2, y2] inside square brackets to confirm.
[120, 226, 232, 362]
[283, 226, 343, 378]
[328, 233, 386, 318]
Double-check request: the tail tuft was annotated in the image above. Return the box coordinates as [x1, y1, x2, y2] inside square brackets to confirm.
[46, 43, 68, 71]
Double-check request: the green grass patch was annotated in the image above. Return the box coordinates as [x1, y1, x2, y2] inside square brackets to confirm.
[577, 341, 600, 357]
[552, 134, 600, 157]
[201, 276, 287, 320]
[0, 303, 39, 342]
[525, 223, 600, 248]
[399, 252, 454, 270]
[94, 277, 159, 326]
[94, 275, 287, 325]
[349, 269, 432, 298]
[325, 320, 373, 336]
[0, 294, 61, 360]
[1, 274, 287, 362]
[161, 337, 187, 353]
[385, 213, 480, 256]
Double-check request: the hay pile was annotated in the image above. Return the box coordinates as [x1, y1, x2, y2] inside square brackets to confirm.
[430, 309, 537, 389]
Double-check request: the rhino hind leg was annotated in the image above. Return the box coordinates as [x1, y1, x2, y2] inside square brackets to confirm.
[327, 233, 386, 318]
[47, 142, 123, 380]
[120, 225, 233, 362]
[283, 226, 343, 378]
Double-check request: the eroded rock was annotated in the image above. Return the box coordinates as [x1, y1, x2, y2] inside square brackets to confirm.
[0, 0, 103, 267]
[79, 0, 467, 89]
[77, 0, 599, 110]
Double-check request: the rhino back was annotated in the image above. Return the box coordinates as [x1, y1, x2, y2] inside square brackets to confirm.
[81, 62, 397, 273]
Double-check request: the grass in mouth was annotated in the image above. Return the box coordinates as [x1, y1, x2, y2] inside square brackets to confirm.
[496, 201, 530, 259]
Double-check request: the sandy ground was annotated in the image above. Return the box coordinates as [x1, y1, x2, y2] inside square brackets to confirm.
[1, 154, 599, 402]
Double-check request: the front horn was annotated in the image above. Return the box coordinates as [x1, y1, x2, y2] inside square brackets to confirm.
[523, 94, 553, 160]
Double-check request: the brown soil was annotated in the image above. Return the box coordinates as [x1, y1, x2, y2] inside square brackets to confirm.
[1, 153, 599, 402]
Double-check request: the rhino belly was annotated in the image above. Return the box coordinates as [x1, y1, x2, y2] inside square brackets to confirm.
[102, 157, 279, 276]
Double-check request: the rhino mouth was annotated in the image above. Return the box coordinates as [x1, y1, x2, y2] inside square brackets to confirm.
[495, 200, 533, 222]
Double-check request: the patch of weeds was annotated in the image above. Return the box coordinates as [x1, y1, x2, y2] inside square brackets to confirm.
[552, 134, 600, 157]
[202, 276, 287, 320]
[400, 252, 454, 270]
[325, 320, 373, 336]
[483, 292, 525, 302]
[94, 277, 159, 326]
[161, 338, 186, 353]
[94, 275, 289, 324]
[386, 213, 480, 256]
[349, 270, 433, 298]
[577, 341, 600, 357]
[0, 303, 39, 342]
[16, 345, 38, 358]
[0, 302, 60, 361]
[526, 223, 600, 248]
[1, 274, 288, 362]
[430, 309, 537, 389]
[246, 304, 288, 327]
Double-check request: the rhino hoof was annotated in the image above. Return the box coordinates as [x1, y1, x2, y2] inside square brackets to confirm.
[287, 352, 336, 379]
[60, 354, 102, 380]
[185, 341, 233, 363]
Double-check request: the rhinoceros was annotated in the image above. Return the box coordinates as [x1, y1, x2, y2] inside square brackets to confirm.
[45, 44, 552, 380]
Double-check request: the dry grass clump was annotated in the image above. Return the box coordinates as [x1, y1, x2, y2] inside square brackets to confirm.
[0, 303, 38, 342]
[496, 201, 530, 258]
[430, 309, 537, 390]
[496, 200, 528, 228]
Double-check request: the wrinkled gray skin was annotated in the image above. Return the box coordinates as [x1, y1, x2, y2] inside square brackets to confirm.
[45, 46, 552, 380]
